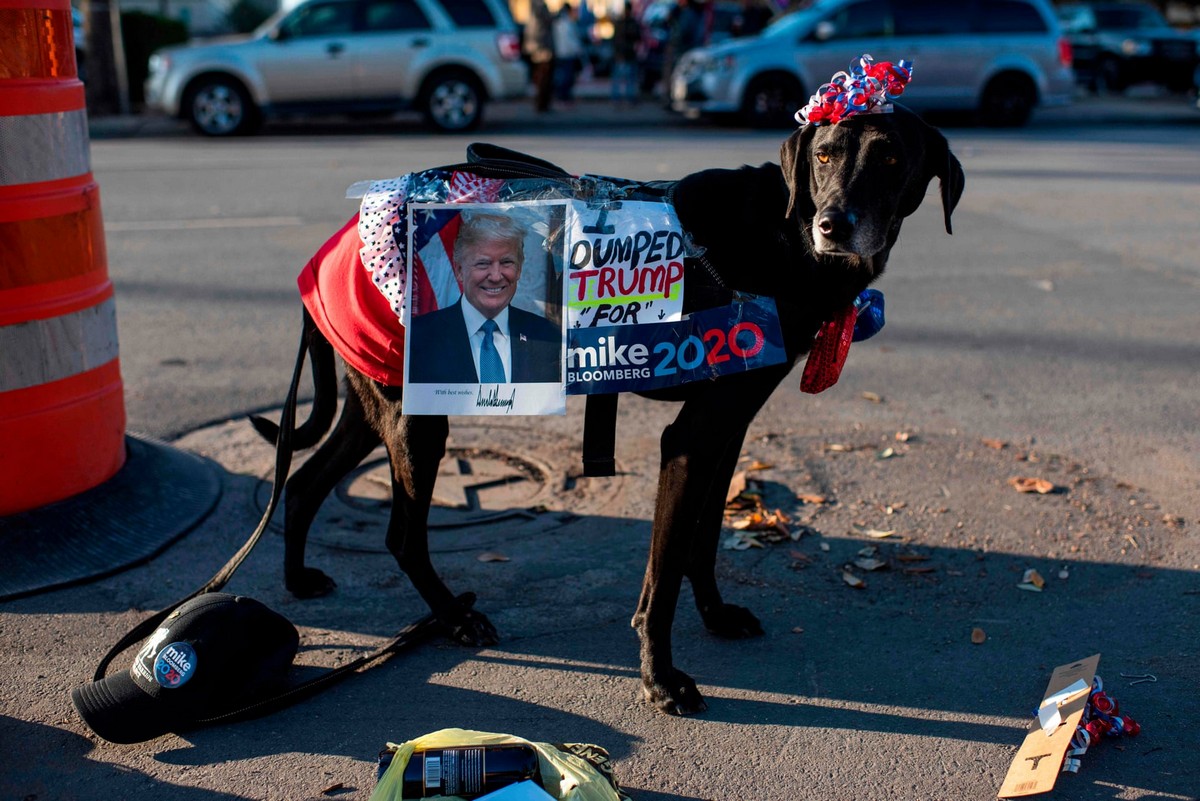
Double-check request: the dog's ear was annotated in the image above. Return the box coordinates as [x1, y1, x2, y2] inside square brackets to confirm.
[898, 121, 965, 235]
[780, 125, 817, 221]
[923, 125, 964, 235]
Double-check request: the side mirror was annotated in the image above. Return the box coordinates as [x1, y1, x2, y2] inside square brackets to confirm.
[268, 27, 288, 42]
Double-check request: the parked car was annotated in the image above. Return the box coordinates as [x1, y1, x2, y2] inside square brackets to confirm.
[1057, 2, 1199, 93]
[670, 0, 1076, 128]
[144, 0, 526, 136]
[640, 0, 747, 96]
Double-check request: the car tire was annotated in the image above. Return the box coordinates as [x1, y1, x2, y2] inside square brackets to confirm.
[740, 73, 804, 129]
[979, 74, 1036, 128]
[420, 69, 485, 133]
[185, 76, 260, 137]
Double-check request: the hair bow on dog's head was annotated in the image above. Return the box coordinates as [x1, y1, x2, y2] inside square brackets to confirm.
[795, 55, 913, 126]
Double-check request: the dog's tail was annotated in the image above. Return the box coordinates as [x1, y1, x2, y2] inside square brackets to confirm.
[249, 308, 338, 450]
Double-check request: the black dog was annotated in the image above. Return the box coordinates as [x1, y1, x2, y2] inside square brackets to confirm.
[257, 106, 963, 715]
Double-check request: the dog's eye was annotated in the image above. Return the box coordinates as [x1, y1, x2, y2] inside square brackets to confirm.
[884, 155, 898, 166]
[815, 152, 830, 164]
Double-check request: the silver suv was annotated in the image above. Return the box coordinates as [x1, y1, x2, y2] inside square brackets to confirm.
[671, 0, 1075, 127]
[145, 0, 526, 135]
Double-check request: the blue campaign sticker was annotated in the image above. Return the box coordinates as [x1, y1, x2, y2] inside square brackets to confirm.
[154, 642, 197, 689]
[566, 294, 787, 395]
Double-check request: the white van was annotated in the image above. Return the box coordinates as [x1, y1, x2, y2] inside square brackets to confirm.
[671, 0, 1075, 127]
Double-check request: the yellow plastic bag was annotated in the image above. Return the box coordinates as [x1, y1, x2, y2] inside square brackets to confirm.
[371, 728, 630, 801]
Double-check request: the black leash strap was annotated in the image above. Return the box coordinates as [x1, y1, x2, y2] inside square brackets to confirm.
[93, 314, 309, 682]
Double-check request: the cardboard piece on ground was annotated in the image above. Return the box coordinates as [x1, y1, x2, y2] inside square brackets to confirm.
[997, 654, 1101, 798]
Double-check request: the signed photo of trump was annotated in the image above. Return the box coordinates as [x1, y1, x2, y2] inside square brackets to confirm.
[403, 201, 567, 416]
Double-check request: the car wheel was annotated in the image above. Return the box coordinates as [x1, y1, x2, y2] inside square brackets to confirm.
[979, 74, 1036, 128]
[740, 73, 804, 129]
[421, 71, 484, 133]
[186, 76, 260, 137]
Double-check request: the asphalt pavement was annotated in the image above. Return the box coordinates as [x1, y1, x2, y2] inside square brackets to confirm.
[2, 86, 1197, 801]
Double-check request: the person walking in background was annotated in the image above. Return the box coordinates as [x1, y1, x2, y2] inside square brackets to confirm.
[552, 4, 586, 106]
[661, 0, 703, 103]
[611, 0, 643, 106]
[731, 0, 773, 37]
[524, 0, 556, 113]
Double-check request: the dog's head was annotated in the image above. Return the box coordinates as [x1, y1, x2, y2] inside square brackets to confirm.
[780, 105, 964, 264]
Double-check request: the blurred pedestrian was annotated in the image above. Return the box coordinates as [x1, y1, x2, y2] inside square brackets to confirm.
[553, 4, 587, 105]
[524, 0, 555, 113]
[611, 0, 643, 106]
[662, 0, 703, 103]
[731, 0, 773, 37]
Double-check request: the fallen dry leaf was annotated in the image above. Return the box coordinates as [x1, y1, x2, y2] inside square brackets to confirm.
[746, 460, 774, 471]
[825, 443, 852, 452]
[982, 438, 1008, 450]
[862, 391, 884, 403]
[853, 525, 896, 539]
[797, 492, 829, 505]
[895, 431, 914, 442]
[791, 626, 805, 634]
[1021, 568, 1045, 588]
[853, 557, 888, 572]
[971, 628, 987, 644]
[842, 571, 866, 589]
[477, 552, 510, 563]
[896, 554, 930, 563]
[819, 542, 831, 552]
[1008, 476, 1058, 494]
[903, 566, 935, 575]
[877, 447, 899, 460]
[726, 470, 749, 504]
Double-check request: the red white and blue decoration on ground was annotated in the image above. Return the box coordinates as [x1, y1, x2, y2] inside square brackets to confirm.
[1060, 675, 1141, 774]
[795, 54, 914, 126]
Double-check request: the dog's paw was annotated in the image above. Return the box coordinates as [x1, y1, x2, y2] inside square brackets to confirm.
[701, 603, 764, 639]
[441, 608, 499, 647]
[642, 669, 708, 716]
[286, 567, 336, 599]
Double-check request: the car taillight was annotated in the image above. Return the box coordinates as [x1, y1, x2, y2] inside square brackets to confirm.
[497, 32, 521, 62]
[1058, 37, 1073, 69]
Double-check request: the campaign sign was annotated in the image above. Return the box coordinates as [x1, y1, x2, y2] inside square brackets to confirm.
[566, 200, 685, 330]
[565, 294, 787, 395]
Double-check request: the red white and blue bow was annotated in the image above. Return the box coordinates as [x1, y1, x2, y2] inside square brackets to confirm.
[795, 55, 913, 126]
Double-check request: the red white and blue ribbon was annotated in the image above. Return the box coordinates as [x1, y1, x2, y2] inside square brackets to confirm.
[795, 55, 914, 126]
[1059, 675, 1141, 774]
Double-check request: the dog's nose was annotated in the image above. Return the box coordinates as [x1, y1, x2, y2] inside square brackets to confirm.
[817, 209, 857, 242]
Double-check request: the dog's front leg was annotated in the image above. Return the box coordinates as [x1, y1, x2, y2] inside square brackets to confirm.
[385, 413, 498, 646]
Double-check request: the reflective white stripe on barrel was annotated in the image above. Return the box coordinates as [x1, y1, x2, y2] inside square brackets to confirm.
[0, 297, 118, 392]
[0, 108, 91, 185]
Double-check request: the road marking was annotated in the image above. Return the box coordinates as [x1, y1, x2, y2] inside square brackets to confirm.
[105, 216, 305, 232]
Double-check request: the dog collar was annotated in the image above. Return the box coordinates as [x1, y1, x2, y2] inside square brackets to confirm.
[795, 55, 913, 126]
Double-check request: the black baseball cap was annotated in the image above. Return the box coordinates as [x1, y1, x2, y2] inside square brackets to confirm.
[72, 593, 299, 744]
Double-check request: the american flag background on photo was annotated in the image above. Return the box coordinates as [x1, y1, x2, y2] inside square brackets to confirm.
[403, 172, 506, 318]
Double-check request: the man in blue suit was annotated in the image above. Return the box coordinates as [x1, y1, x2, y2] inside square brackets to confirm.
[407, 212, 562, 384]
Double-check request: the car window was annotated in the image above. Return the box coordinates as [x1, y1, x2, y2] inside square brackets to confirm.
[822, 0, 892, 39]
[440, 0, 497, 27]
[363, 0, 431, 31]
[894, 0, 971, 35]
[976, 0, 1048, 33]
[1093, 5, 1168, 29]
[279, 1, 355, 37]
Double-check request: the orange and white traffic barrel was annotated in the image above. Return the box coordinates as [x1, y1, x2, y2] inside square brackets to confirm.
[1, 0, 126, 515]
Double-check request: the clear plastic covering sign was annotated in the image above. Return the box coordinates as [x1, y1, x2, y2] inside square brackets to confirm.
[353, 168, 787, 416]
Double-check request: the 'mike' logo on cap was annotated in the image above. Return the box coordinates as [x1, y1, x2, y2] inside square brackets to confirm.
[154, 642, 197, 688]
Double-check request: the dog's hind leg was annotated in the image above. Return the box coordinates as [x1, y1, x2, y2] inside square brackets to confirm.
[383, 412, 499, 647]
[283, 383, 380, 598]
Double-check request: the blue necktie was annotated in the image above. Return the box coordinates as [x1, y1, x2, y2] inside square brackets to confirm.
[478, 319, 505, 383]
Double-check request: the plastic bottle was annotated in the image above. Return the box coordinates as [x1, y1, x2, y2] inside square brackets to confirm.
[401, 743, 543, 799]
